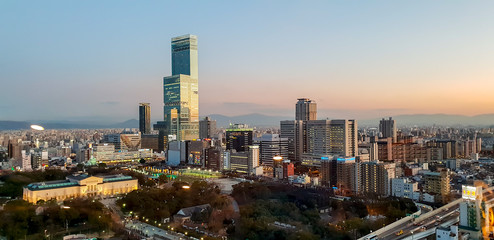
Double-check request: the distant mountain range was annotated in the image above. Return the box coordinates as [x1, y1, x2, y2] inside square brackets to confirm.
[204, 113, 494, 128]
[0, 119, 138, 130]
[2, 113, 494, 130]
[359, 114, 494, 127]
[206, 114, 289, 128]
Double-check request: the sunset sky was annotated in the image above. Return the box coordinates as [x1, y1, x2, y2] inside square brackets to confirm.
[1, 1, 494, 122]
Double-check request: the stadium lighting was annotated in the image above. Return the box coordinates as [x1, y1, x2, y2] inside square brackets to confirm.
[30, 125, 45, 131]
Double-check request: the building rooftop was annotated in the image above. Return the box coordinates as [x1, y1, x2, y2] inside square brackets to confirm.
[424, 171, 441, 176]
[67, 174, 90, 181]
[101, 174, 133, 182]
[172, 34, 197, 42]
[26, 180, 78, 191]
[176, 204, 211, 217]
[25, 174, 135, 191]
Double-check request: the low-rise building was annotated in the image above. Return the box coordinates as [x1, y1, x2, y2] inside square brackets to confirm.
[23, 174, 138, 203]
[423, 193, 436, 203]
[291, 175, 311, 185]
[391, 178, 418, 199]
[436, 225, 458, 240]
[173, 204, 211, 224]
[91, 144, 153, 164]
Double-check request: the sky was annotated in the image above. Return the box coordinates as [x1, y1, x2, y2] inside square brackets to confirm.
[1, 1, 494, 122]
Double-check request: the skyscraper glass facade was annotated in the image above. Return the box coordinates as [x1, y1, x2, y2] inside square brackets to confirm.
[171, 34, 198, 79]
[163, 34, 199, 141]
[139, 103, 151, 134]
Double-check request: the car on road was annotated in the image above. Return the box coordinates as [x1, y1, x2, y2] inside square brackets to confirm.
[413, 221, 424, 226]
[396, 230, 404, 236]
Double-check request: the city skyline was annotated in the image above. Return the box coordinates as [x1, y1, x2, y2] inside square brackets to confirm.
[3, 2, 494, 239]
[2, 1, 494, 122]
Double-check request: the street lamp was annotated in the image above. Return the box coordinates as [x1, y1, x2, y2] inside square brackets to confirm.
[61, 206, 70, 232]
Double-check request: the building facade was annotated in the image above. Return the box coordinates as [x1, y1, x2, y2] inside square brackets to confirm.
[320, 156, 359, 195]
[391, 178, 418, 199]
[229, 146, 259, 174]
[423, 169, 451, 200]
[102, 132, 141, 151]
[23, 174, 138, 203]
[295, 98, 317, 121]
[258, 134, 288, 166]
[306, 120, 358, 157]
[91, 144, 152, 164]
[379, 117, 397, 143]
[360, 161, 396, 196]
[163, 34, 199, 141]
[280, 120, 304, 162]
[199, 116, 216, 139]
[139, 103, 151, 134]
[225, 124, 253, 152]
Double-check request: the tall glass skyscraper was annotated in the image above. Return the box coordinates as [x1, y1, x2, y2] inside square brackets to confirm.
[172, 34, 198, 79]
[163, 34, 199, 141]
[139, 103, 151, 134]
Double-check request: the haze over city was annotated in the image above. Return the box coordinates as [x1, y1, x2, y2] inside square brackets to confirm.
[2, 1, 494, 122]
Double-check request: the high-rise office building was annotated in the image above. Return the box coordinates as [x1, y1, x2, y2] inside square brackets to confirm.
[280, 98, 315, 162]
[163, 34, 199, 141]
[258, 134, 289, 166]
[199, 116, 216, 139]
[306, 120, 358, 157]
[8, 140, 22, 161]
[280, 120, 304, 162]
[172, 34, 198, 79]
[226, 124, 253, 152]
[379, 117, 397, 143]
[281, 98, 358, 164]
[139, 103, 151, 134]
[296, 98, 317, 121]
[205, 145, 223, 171]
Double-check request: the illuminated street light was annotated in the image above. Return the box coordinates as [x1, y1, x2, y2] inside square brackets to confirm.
[273, 155, 283, 161]
[182, 185, 190, 189]
[273, 155, 283, 178]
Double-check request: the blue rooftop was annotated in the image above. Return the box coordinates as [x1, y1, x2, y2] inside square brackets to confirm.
[26, 180, 78, 191]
